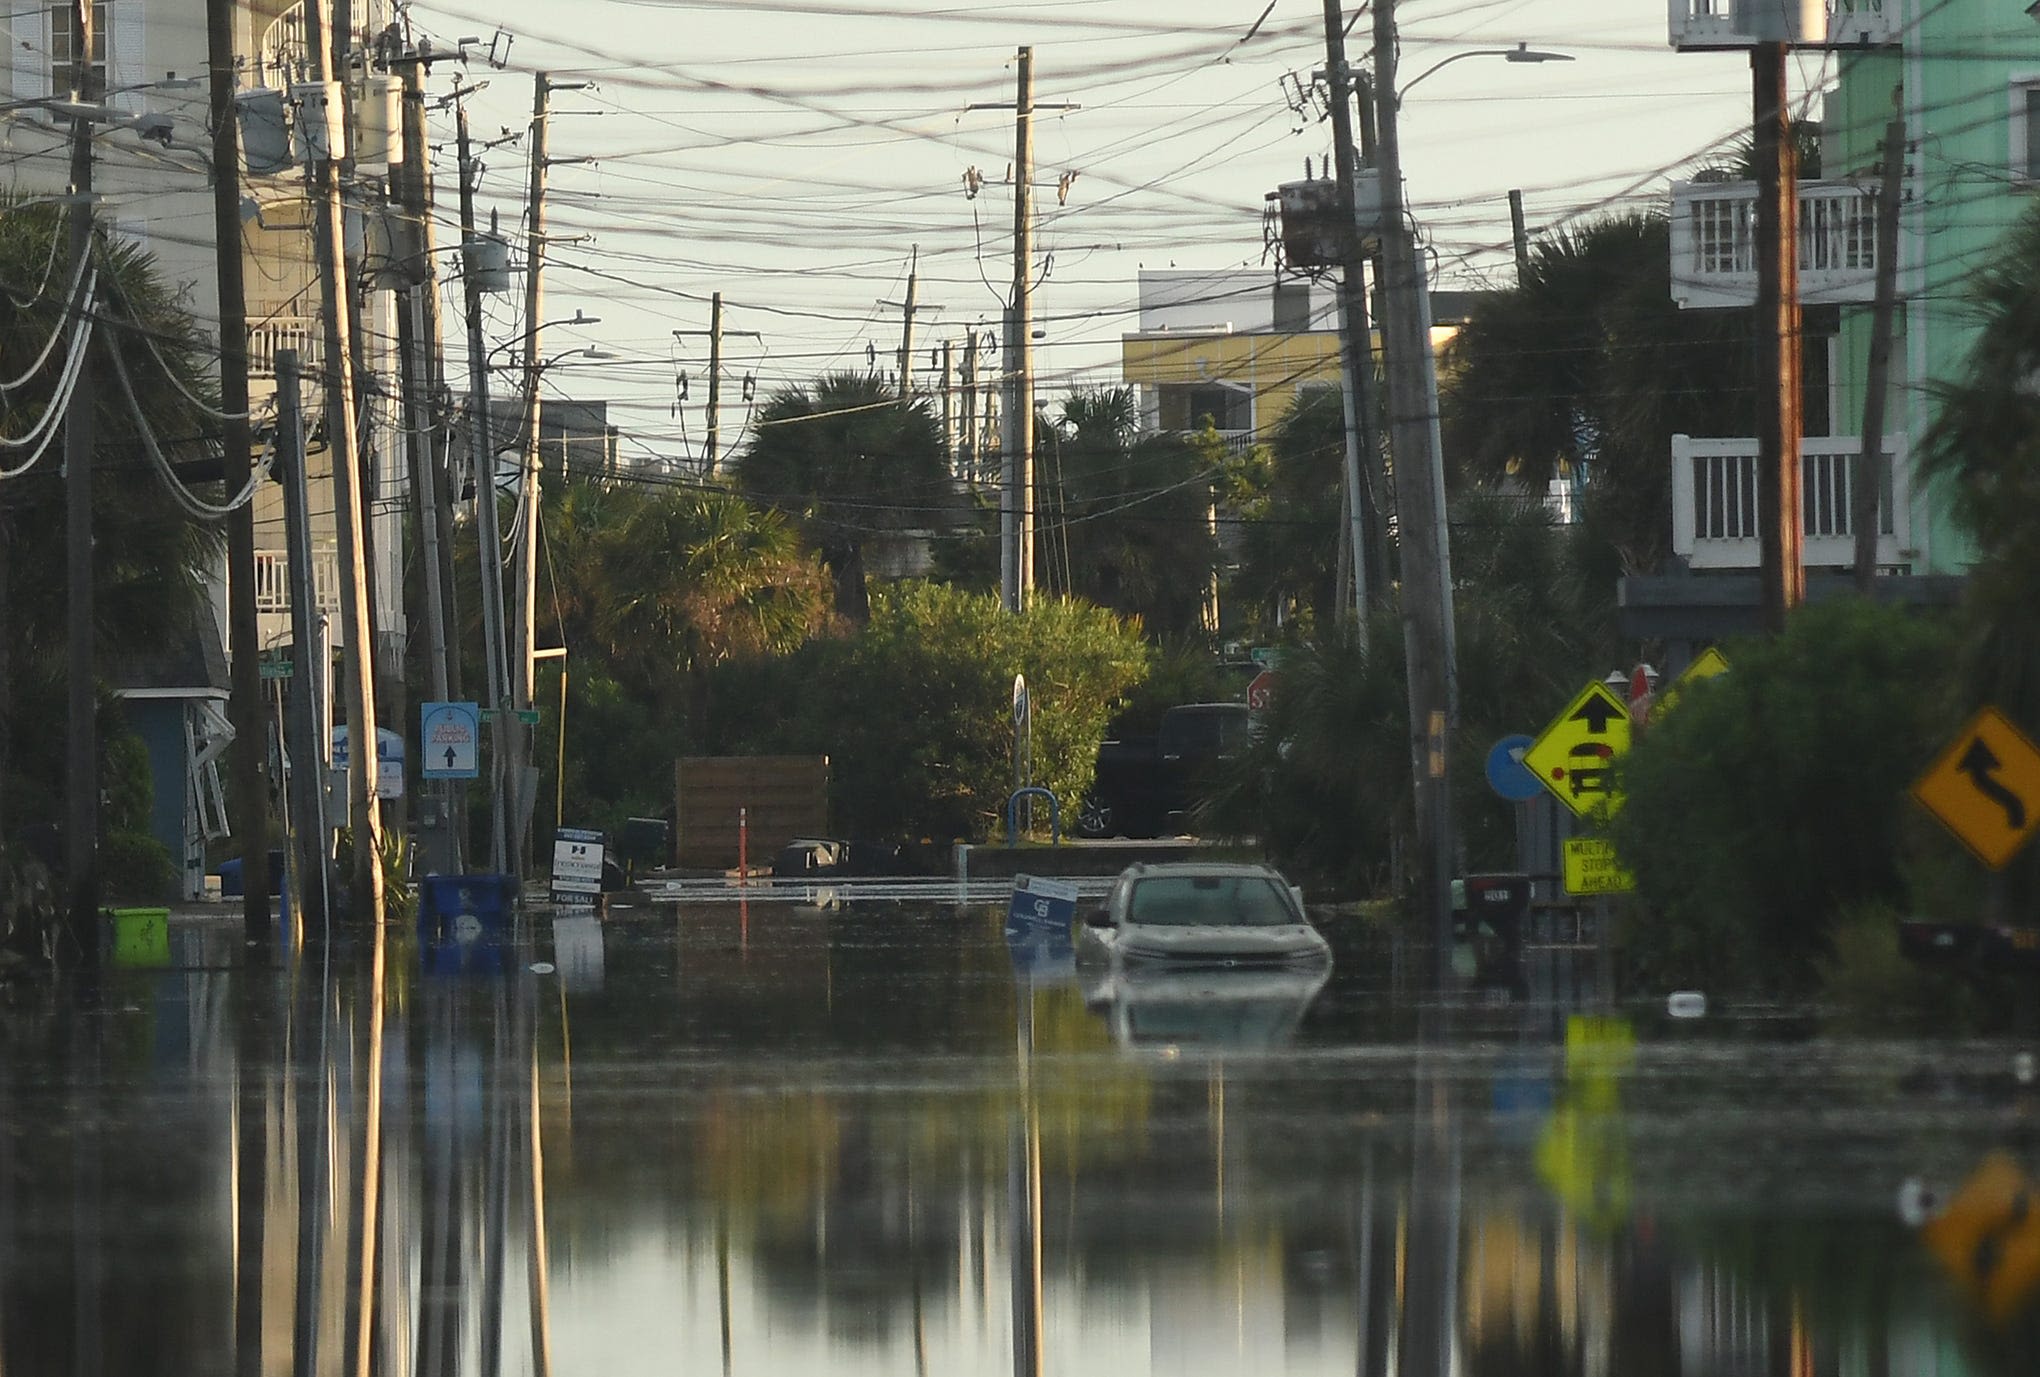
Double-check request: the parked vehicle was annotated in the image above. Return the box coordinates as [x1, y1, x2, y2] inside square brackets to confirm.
[1077, 702, 1250, 838]
[1074, 862, 1331, 970]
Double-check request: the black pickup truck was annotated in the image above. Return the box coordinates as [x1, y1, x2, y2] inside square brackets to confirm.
[1076, 702, 1251, 839]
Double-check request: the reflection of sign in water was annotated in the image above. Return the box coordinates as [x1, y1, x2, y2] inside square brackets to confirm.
[551, 827, 605, 902]
[1912, 706, 2040, 870]
[1921, 1152, 2040, 1323]
[1524, 681, 1632, 818]
[1536, 1015, 1634, 1231]
[1562, 837, 1634, 895]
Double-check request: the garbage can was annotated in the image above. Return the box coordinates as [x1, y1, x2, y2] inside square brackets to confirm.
[418, 874, 517, 976]
[1459, 873, 1531, 956]
[107, 906, 171, 969]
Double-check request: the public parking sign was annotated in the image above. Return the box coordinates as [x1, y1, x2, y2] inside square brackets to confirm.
[421, 701, 481, 780]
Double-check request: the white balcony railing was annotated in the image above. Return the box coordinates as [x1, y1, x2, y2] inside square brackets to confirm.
[1671, 434, 1911, 570]
[248, 316, 322, 380]
[1670, 179, 1880, 309]
[253, 547, 341, 616]
[1669, 0, 1893, 51]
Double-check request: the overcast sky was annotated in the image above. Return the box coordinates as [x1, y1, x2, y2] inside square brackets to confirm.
[402, 0, 1821, 467]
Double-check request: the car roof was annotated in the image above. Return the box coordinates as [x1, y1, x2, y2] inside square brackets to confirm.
[1120, 861, 1287, 882]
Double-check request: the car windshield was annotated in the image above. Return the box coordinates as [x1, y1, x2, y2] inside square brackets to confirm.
[1126, 875, 1298, 927]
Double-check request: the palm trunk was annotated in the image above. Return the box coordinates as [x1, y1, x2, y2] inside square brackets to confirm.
[831, 543, 871, 626]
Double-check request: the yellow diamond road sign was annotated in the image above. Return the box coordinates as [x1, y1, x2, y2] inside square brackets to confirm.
[1651, 646, 1729, 721]
[1912, 706, 2040, 870]
[1524, 680, 1632, 818]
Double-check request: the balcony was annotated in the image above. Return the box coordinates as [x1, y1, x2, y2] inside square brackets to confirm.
[1669, 179, 1879, 309]
[1671, 434, 1911, 570]
[253, 547, 341, 628]
[248, 316, 322, 380]
[1669, 0, 1894, 52]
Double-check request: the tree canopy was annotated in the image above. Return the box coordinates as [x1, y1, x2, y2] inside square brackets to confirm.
[733, 372, 952, 623]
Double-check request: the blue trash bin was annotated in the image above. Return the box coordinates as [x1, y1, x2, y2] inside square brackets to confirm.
[418, 874, 517, 976]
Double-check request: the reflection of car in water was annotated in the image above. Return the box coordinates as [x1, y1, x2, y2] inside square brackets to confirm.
[1081, 963, 1330, 1054]
[1074, 861, 1333, 970]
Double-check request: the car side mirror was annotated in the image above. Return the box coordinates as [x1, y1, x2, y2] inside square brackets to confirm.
[1084, 909, 1115, 929]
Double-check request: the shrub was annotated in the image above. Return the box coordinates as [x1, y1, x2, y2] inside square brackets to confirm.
[1608, 599, 1957, 994]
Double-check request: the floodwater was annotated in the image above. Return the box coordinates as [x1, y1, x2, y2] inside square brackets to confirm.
[3, 898, 2037, 1376]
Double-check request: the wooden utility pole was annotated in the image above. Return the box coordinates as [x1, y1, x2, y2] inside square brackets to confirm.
[510, 72, 554, 876]
[207, 0, 272, 945]
[303, 0, 383, 917]
[1370, 0, 1459, 983]
[62, 0, 99, 959]
[940, 339, 955, 467]
[1754, 41, 1804, 632]
[457, 99, 512, 873]
[276, 351, 330, 932]
[960, 332, 979, 485]
[674, 295, 758, 475]
[707, 291, 722, 471]
[1011, 49, 1036, 610]
[1317, 0, 1381, 643]
[397, 56, 459, 874]
[1508, 189, 1531, 284]
[1854, 108, 1904, 594]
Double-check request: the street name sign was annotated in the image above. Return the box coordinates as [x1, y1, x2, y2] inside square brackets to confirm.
[1523, 680, 1632, 818]
[420, 701, 481, 780]
[1562, 837, 1635, 896]
[1912, 706, 2040, 869]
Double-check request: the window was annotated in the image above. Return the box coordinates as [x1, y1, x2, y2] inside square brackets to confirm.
[2011, 75, 2040, 184]
[50, 2, 108, 98]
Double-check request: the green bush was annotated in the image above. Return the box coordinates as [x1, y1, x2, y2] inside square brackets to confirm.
[708, 582, 1148, 841]
[1608, 599, 1957, 995]
[99, 829, 176, 904]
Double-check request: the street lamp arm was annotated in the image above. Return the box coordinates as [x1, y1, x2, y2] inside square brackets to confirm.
[1395, 42, 1573, 105]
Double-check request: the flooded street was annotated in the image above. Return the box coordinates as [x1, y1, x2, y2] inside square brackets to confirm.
[3, 900, 2036, 1375]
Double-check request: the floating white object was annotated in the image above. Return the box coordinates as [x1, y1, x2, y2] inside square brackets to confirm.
[1667, 991, 1707, 1019]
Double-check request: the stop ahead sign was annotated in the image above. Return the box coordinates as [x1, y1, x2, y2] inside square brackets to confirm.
[1246, 669, 1276, 712]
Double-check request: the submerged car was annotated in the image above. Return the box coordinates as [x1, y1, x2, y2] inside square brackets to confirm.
[1074, 862, 1332, 969]
[1081, 962, 1330, 1055]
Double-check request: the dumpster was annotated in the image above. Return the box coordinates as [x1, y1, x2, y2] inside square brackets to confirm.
[107, 907, 171, 969]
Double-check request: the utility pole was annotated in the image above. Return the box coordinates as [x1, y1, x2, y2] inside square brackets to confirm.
[304, 0, 384, 919]
[61, 0, 99, 958]
[1317, 0, 1382, 645]
[707, 292, 723, 470]
[960, 332, 979, 487]
[456, 97, 512, 874]
[883, 246, 943, 407]
[1754, 41, 1804, 632]
[510, 72, 554, 877]
[940, 339, 955, 469]
[1369, 0, 1459, 984]
[397, 54, 458, 874]
[674, 295, 759, 476]
[207, 0, 272, 945]
[277, 350, 330, 933]
[1853, 105, 1904, 595]
[1508, 189, 1531, 284]
[1011, 50, 1035, 611]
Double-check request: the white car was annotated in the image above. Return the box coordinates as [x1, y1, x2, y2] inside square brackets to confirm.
[1075, 862, 1332, 970]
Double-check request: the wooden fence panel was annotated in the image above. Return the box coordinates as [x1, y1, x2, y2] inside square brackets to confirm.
[674, 755, 830, 869]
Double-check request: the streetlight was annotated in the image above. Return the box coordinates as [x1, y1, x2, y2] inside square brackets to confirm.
[1396, 42, 1574, 104]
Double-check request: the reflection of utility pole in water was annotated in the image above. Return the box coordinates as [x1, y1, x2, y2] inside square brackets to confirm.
[1008, 979, 1044, 1377]
[413, 982, 465, 1377]
[1396, 1020, 1463, 1377]
[718, 1205, 733, 1377]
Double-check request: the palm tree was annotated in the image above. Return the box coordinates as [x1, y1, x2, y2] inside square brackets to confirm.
[1228, 385, 1346, 632]
[1441, 211, 1752, 576]
[1044, 385, 1224, 638]
[733, 372, 951, 624]
[0, 206, 224, 845]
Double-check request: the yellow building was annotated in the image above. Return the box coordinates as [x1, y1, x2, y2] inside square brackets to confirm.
[1119, 271, 1342, 445]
